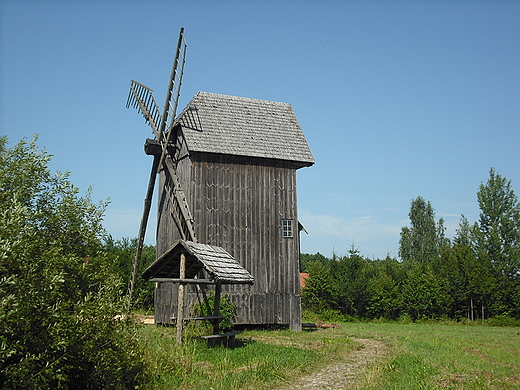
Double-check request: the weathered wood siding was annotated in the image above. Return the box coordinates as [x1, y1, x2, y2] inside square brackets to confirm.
[156, 142, 302, 329]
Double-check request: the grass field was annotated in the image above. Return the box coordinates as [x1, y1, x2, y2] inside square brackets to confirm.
[138, 322, 520, 389]
[346, 322, 520, 389]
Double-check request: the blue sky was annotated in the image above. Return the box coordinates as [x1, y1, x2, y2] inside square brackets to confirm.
[1, 0, 519, 259]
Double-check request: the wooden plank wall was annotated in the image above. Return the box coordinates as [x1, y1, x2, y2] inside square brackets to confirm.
[154, 282, 209, 325]
[156, 142, 302, 329]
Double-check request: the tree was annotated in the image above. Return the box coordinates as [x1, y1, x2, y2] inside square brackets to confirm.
[301, 246, 370, 317]
[301, 261, 337, 312]
[365, 259, 402, 320]
[300, 252, 329, 273]
[332, 246, 369, 316]
[0, 136, 146, 388]
[103, 236, 156, 310]
[401, 263, 453, 320]
[473, 168, 520, 278]
[472, 168, 520, 317]
[443, 215, 494, 320]
[399, 196, 447, 263]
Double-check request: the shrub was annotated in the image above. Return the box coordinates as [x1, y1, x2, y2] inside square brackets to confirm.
[193, 291, 236, 331]
[485, 315, 520, 327]
[0, 136, 147, 388]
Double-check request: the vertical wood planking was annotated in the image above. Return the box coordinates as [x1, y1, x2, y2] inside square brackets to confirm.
[155, 150, 302, 327]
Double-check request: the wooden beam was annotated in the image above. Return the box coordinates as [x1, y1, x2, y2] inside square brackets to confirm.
[149, 278, 216, 284]
[176, 253, 186, 345]
[170, 315, 224, 321]
[213, 282, 222, 335]
[126, 152, 161, 311]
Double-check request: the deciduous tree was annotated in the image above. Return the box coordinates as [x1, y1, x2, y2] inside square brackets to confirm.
[473, 168, 520, 278]
[399, 196, 446, 263]
[473, 168, 520, 317]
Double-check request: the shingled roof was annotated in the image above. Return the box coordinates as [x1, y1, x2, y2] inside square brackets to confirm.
[176, 92, 314, 166]
[141, 240, 254, 285]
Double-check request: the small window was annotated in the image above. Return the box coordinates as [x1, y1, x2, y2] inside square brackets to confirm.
[282, 219, 293, 238]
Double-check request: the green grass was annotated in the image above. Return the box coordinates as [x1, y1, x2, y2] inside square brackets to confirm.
[136, 322, 520, 389]
[344, 322, 520, 389]
[137, 325, 360, 389]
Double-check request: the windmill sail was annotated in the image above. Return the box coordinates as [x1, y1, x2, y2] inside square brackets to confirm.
[126, 27, 191, 309]
[126, 80, 162, 140]
[157, 27, 187, 167]
[161, 28, 187, 134]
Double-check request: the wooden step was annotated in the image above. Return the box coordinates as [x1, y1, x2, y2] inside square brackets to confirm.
[170, 315, 224, 321]
[200, 331, 241, 339]
[201, 331, 242, 348]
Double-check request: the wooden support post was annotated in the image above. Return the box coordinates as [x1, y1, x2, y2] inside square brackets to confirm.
[176, 253, 186, 345]
[213, 282, 222, 335]
[126, 153, 160, 311]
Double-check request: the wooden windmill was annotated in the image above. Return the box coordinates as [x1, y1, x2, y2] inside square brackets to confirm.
[125, 28, 190, 306]
[126, 28, 313, 335]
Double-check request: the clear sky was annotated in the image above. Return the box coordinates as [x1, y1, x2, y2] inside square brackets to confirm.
[1, 0, 519, 259]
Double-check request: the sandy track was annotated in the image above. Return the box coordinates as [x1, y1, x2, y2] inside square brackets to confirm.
[280, 338, 387, 390]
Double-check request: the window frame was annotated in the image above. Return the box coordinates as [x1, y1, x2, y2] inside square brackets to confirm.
[282, 219, 293, 238]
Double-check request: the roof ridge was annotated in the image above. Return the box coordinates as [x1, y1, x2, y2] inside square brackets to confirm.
[194, 91, 291, 106]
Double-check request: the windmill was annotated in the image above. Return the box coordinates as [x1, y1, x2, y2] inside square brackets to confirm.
[125, 27, 192, 308]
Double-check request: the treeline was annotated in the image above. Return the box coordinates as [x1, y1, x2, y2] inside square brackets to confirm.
[301, 168, 520, 322]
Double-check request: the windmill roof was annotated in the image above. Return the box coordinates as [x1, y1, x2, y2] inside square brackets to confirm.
[176, 92, 314, 166]
[141, 240, 254, 285]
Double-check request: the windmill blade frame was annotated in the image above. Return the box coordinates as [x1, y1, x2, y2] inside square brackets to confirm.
[157, 27, 187, 167]
[126, 80, 163, 140]
[126, 27, 188, 310]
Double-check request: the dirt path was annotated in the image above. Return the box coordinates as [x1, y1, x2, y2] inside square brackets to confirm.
[280, 338, 387, 390]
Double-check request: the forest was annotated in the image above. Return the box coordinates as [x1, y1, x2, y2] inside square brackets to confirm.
[301, 170, 520, 322]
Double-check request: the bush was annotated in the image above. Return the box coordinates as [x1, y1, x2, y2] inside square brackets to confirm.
[485, 315, 520, 327]
[0, 136, 147, 388]
[193, 292, 236, 331]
